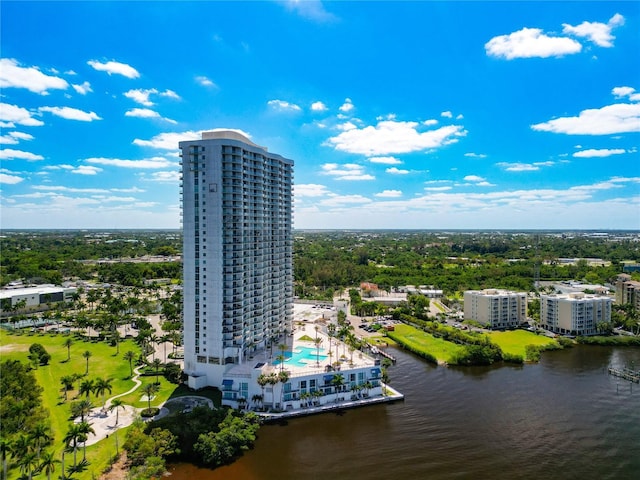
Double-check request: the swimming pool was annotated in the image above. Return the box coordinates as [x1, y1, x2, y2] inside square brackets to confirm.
[274, 346, 327, 367]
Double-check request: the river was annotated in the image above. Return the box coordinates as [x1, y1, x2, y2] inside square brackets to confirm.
[169, 345, 640, 480]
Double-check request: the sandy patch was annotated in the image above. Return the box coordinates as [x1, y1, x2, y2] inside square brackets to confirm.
[0, 344, 28, 353]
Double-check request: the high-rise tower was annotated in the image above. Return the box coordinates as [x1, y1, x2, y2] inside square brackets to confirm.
[179, 130, 294, 389]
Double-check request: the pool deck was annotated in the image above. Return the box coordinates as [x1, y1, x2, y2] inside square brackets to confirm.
[257, 384, 404, 422]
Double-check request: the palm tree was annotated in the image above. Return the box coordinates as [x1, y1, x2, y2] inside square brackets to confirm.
[123, 350, 137, 377]
[109, 398, 125, 425]
[78, 379, 94, 399]
[0, 436, 12, 480]
[60, 375, 75, 402]
[63, 338, 73, 362]
[92, 377, 113, 408]
[82, 350, 92, 375]
[74, 399, 93, 422]
[38, 450, 60, 480]
[18, 450, 38, 480]
[29, 422, 51, 460]
[63, 424, 83, 468]
[257, 373, 268, 408]
[331, 374, 345, 402]
[142, 383, 159, 412]
[278, 370, 290, 409]
[77, 422, 95, 461]
[151, 358, 163, 384]
[267, 373, 279, 409]
[314, 336, 323, 367]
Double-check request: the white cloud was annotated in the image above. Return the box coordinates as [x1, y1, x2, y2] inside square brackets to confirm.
[87, 59, 140, 78]
[562, 13, 624, 48]
[386, 167, 409, 175]
[320, 195, 372, 207]
[295, 184, 331, 197]
[573, 148, 626, 158]
[111, 187, 145, 193]
[0, 58, 69, 94]
[311, 101, 328, 112]
[532, 103, 640, 135]
[456, 114, 464, 120]
[496, 162, 540, 172]
[441, 111, 453, 118]
[85, 156, 174, 169]
[485, 27, 582, 59]
[375, 190, 402, 198]
[39, 106, 101, 122]
[125, 108, 160, 118]
[133, 130, 200, 150]
[423, 119, 438, 126]
[267, 99, 302, 112]
[612, 86, 638, 101]
[0, 131, 34, 145]
[32, 185, 109, 194]
[160, 89, 181, 99]
[72, 81, 92, 95]
[0, 149, 44, 161]
[336, 121, 358, 131]
[0, 172, 24, 184]
[281, 0, 338, 23]
[124, 89, 157, 106]
[339, 98, 354, 113]
[424, 186, 453, 191]
[147, 171, 180, 183]
[368, 156, 402, 165]
[464, 175, 487, 182]
[320, 163, 374, 181]
[125, 108, 176, 123]
[326, 119, 466, 155]
[195, 76, 216, 87]
[464, 152, 487, 159]
[72, 165, 102, 175]
[0, 103, 44, 126]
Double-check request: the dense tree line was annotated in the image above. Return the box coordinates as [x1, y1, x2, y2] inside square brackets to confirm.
[294, 231, 639, 296]
[0, 230, 181, 286]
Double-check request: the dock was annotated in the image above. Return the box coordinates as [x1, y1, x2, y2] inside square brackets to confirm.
[608, 367, 640, 383]
[369, 345, 396, 363]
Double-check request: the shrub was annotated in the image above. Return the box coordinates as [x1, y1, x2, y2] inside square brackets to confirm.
[503, 353, 524, 364]
[141, 407, 160, 417]
[29, 343, 51, 365]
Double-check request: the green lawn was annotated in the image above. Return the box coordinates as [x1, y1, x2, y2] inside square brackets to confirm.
[487, 330, 558, 358]
[389, 324, 465, 363]
[0, 329, 184, 480]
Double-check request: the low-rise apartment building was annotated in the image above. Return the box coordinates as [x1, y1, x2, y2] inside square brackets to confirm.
[463, 289, 527, 329]
[540, 293, 612, 336]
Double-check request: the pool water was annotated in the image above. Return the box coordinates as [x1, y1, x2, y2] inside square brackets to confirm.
[274, 346, 327, 367]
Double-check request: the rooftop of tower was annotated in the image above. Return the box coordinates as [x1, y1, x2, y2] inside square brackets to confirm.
[201, 129, 267, 151]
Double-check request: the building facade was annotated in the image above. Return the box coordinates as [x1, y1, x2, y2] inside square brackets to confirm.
[463, 289, 527, 329]
[0, 285, 77, 316]
[540, 293, 612, 336]
[180, 130, 294, 389]
[615, 274, 640, 312]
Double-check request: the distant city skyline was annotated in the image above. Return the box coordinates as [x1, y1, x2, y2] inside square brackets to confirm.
[1, 1, 638, 230]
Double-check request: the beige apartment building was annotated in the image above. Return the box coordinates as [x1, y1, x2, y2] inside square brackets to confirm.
[615, 274, 640, 312]
[540, 293, 612, 336]
[463, 289, 527, 329]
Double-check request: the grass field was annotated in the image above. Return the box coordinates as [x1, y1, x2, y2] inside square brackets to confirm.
[388, 324, 465, 363]
[487, 330, 558, 359]
[0, 329, 184, 480]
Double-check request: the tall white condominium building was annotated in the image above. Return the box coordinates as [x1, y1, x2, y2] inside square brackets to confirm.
[179, 130, 294, 389]
[540, 293, 612, 336]
[463, 289, 527, 329]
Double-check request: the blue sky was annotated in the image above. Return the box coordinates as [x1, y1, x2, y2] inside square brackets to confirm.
[1, 1, 639, 230]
